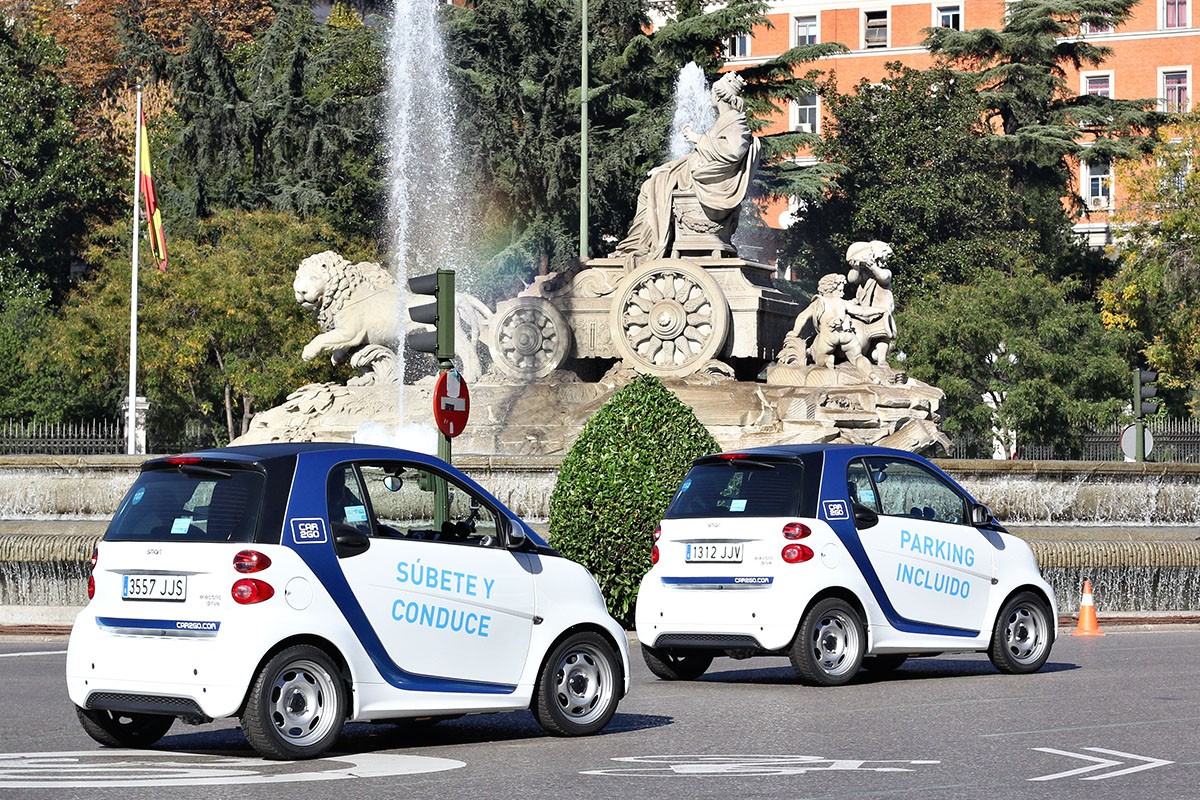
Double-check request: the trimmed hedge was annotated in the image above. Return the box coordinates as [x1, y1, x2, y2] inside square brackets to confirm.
[548, 375, 719, 627]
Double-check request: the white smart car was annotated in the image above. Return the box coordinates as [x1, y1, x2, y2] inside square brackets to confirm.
[635, 445, 1056, 685]
[67, 443, 629, 759]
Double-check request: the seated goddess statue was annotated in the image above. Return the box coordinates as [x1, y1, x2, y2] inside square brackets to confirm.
[611, 71, 760, 264]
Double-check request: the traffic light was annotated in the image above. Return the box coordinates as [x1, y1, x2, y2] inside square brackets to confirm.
[407, 269, 456, 364]
[1135, 369, 1159, 418]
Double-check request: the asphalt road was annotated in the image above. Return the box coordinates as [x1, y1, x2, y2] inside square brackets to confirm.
[2, 626, 1198, 800]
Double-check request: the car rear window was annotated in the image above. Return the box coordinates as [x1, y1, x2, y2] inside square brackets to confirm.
[665, 459, 806, 519]
[104, 466, 265, 543]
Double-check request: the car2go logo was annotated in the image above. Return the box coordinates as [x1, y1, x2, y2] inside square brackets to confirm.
[289, 518, 328, 544]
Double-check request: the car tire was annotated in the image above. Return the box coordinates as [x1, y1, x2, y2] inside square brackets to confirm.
[241, 645, 347, 760]
[640, 644, 713, 681]
[75, 706, 174, 748]
[534, 632, 621, 736]
[988, 591, 1053, 674]
[860, 654, 908, 672]
[790, 597, 865, 686]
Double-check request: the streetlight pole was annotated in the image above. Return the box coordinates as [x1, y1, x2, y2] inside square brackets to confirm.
[579, 0, 589, 263]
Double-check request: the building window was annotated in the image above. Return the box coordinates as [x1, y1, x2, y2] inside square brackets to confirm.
[1085, 74, 1112, 97]
[1081, 18, 1114, 34]
[864, 10, 889, 48]
[936, 5, 962, 29]
[1163, 71, 1190, 112]
[1164, 0, 1188, 28]
[794, 95, 819, 133]
[795, 15, 818, 45]
[1083, 159, 1112, 209]
[726, 33, 752, 59]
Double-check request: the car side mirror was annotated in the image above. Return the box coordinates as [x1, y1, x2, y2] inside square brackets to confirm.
[506, 521, 528, 550]
[970, 503, 992, 527]
[333, 524, 370, 558]
[853, 502, 879, 529]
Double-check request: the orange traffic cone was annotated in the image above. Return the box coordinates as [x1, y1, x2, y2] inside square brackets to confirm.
[1071, 578, 1106, 636]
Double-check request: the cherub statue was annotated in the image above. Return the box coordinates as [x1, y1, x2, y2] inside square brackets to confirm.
[778, 272, 884, 370]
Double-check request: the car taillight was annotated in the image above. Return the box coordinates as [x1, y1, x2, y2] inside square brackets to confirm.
[781, 543, 814, 564]
[166, 456, 203, 465]
[87, 547, 97, 600]
[233, 550, 272, 574]
[653, 525, 662, 541]
[651, 545, 660, 565]
[232, 578, 275, 604]
[782, 522, 811, 540]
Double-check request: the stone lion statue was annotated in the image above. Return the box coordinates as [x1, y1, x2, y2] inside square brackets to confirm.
[294, 251, 403, 385]
[293, 250, 493, 385]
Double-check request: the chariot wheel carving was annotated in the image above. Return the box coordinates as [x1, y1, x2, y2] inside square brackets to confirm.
[609, 259, 729, 377]
[489, 296, 573, 380]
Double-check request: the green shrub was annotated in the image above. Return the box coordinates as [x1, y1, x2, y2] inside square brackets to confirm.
[549, 375, 719, 627]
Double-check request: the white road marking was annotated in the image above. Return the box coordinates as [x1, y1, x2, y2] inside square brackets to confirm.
[0, 751, 464, 788]
[582, 754, 941, 777]
[1029, 747, 1174, 781]
[0, 650, 67, 658]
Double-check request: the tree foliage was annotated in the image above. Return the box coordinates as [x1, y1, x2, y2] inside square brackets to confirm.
[0, 22, 122, 297]
[1099, 115, 1200, 411]
[925, 0, 1162, 287]
[35, 210, 373, 444]
[899, 268, 1135, 457]
[784, 65, 1038, 300]
[165, 5, 385, 236]
[549, 375, 718, 626]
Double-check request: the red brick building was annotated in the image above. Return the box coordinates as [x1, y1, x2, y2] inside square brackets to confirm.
[721, 0, 1196, 244]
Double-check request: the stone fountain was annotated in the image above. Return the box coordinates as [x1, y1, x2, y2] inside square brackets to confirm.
[237, 72, 948, 457]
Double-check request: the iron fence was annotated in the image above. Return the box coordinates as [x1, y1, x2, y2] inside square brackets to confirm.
[0, 419, 218, 456]
[959, 418, 1200, 463]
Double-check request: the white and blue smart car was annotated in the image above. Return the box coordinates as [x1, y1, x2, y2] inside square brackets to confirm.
[635, 445, 1056, 685]
[67, 443, 629, 759]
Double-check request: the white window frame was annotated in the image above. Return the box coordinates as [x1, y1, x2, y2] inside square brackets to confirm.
[863, 9, 890, 49]
[1160, 67, 1191, 112]
[726, 32, 752, 59]
[794, 14, 819, 46]
[1160, 0, 1190, 29]
[1082, 71, 1114, 98]
[1082, 157, 1113, 210]
[793, 94, 820, 134]
[934, 4, 962, 30]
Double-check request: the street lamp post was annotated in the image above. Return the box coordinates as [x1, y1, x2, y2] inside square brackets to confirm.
[579, 0, 589, 263]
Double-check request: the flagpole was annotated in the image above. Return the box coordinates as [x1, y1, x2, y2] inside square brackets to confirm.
[127, 88, 143, 456]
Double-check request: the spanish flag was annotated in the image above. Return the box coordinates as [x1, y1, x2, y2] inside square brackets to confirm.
[138, 106, 167, 271]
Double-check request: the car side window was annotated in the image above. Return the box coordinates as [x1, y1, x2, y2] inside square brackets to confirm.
[327, 466, 373, 536]
[864, 457, 967, 525]
[846, 460, 879, 512]
[358, 462, 504, 547]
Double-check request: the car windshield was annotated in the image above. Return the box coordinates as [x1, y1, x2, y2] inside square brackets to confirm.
[105, 466, 265, 543]
[665, 459, 806, 519]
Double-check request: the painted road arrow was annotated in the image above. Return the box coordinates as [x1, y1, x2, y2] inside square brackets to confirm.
[1029, 748, 1173, 781]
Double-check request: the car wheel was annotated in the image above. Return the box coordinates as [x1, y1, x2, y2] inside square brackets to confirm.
[534, 632, 621, 736]
[242, 645, 346, 760]
[790, 597, 865, 686]
[75, 706, 174, 748]
[860, 654, 908, 672]
[640, 644, 713, 681]
[989, 591, 1053, 674]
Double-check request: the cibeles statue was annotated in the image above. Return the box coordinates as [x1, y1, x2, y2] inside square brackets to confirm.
[611, 71, 760, 265]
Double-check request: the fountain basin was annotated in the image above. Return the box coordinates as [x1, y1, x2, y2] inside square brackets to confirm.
[2, 456, 1199, 616]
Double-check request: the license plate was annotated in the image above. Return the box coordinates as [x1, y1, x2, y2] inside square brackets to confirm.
[686, 543, 743, 563]
[122, 574, 187, 602]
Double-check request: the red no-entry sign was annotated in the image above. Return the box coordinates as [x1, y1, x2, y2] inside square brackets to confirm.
[433, 369, 470, 438]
